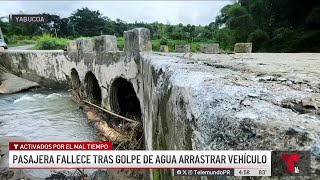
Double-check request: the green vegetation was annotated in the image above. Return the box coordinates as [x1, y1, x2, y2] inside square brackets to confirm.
[0, 1, 319, 52]
[35, 34, 69, 50]
[4, 35, 36, 47]
[214, 0, 320, 52]
[117, 37, 124, 50]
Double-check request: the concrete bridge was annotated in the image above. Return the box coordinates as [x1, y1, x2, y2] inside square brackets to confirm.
[1, 28, 320, 178]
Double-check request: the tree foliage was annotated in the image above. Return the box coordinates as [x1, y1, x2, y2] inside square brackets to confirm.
[215, 0, 320, 52]
[1, 2, 319, 52]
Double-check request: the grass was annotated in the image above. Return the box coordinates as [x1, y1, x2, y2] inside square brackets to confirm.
[117, 37, 124, 50]
[8, 34, 221, 52]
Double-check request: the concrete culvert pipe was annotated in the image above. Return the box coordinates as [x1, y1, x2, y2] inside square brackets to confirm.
[84, 71, 102, 105]
[110, 77, 141, 120]
[70, 68, 80, 90]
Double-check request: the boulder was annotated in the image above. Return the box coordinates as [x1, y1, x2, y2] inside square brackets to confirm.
[200, 44, 220, 54]
[234, 43, 252, 53]
[0, 73, 39, 94]
[175, 45, 190, 53]
[159, 45, 169, 52]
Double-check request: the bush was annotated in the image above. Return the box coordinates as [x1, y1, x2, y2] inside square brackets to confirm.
[3, 35, 9, 43]
[215, 28, 235, 51]
[35, 34, 69, 50]
[294, 31, 320, 52]
[159, 38, 168, 45]
[20, 39, 36, 44]
[266, 28, 299, 52]
[7, 35, 32, 44]
[152, 39, 161, 51]
[117, 37, 124, 50]
[248, 29, 269, 52]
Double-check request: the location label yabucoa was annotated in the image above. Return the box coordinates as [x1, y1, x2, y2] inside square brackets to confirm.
[10, 14, 48, 24]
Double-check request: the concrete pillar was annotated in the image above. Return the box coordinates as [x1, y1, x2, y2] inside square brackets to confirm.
[94, 35, 117, 52]
[200, 44, 220, 54]
[124, 28, 152, 52]
[67, 41, 77, 52]
[234, 43, 252, 53]
[159, 45, 169, 52]
[76, 39, 94, 53]
[175, 45, 190, 53]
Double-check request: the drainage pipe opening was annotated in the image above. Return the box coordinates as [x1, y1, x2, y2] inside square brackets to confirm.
[84, 71, 102, 105]
[110, 77, 141, 120]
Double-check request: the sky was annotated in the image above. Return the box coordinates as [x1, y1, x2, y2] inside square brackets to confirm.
[1, 1, 235, 25]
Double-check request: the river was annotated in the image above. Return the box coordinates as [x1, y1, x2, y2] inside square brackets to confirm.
[0, 89, 98, 178]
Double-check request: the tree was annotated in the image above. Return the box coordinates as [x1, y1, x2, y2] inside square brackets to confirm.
[69, 7, 106, 37]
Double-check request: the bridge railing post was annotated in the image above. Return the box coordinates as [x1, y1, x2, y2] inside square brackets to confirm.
[124, 28, 152, 52]
[94, 35, 117, 52]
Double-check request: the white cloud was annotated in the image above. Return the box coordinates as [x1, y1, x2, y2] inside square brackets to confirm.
[0, 1, 234, 25]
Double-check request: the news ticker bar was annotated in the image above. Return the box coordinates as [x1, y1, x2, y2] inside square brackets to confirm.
[8, 142, 311, 176]
[173, 168, 271, 176]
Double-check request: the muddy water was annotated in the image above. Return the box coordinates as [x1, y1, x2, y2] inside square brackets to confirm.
[0, 89, 98, 178]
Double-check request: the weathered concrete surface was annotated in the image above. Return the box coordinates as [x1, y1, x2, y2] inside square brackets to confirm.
[200, 44, 220, 54]
[166, 53, 320, 93]
[124, 28, 152, 52]
[142, 52, 320, 179]
[67, 41, 77, 52]
[0, 51, 69, 88]
[159, 45, 169, 52]
[94, 35, 117, 52]
[175, 45, 190, 53]
[0, 73, 39, 93]
[234, 43, 252, 53]
[0, 47, 4, 53]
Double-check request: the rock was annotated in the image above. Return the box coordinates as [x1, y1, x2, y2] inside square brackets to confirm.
[199, 44, 219, 54]
[175, 45, 190, 53]
[0, 171, 14, 179]
[286, 127, 308, 136]
[234, 43, 252, 53]
[276, 77, 287, 82]
[0, 73, 39, 94]
[241, 99, 252, 106]
[304, 88, 314, 92]
[248, 93, 260, 98]
[159, 45, 169, 52]
[197, 61, 204, 65]
[258, 76, 275, 82]
[286, 80, 293, 85]
[310, 142, 320, 158]
[91, 171, 108, 180]
[0, 47, 5, 55]
[302, 98, 319, 109]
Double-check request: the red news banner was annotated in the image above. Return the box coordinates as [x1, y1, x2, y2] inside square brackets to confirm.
[9, 142, 112, 151]
[8, 142, 271, 175]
